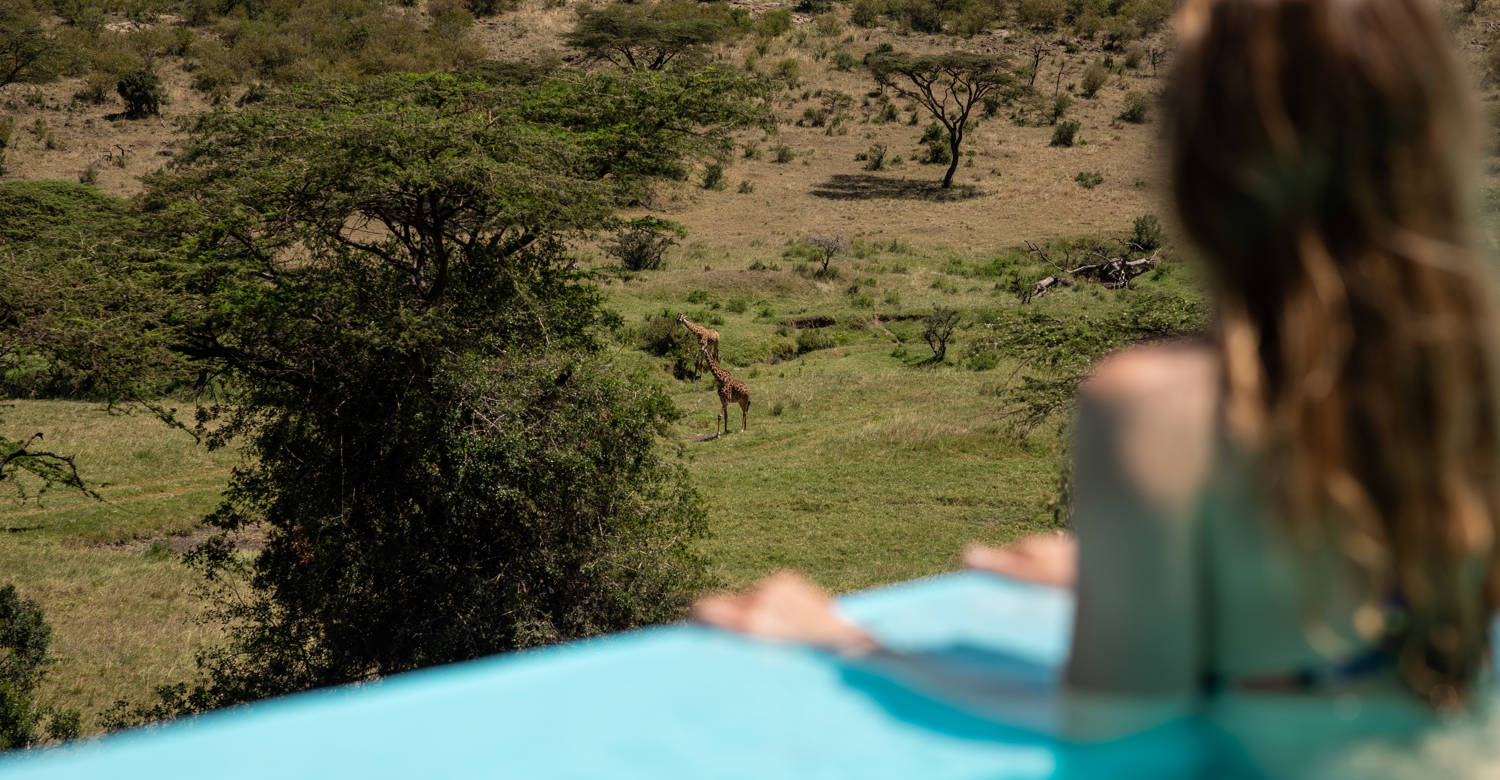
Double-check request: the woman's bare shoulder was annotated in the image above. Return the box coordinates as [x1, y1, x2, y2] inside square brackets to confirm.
[1082, 340, 1220, 404]
[1076, 341, 1221, 517]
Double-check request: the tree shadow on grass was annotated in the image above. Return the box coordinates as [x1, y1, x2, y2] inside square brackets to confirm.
[810, 174, 983, 202]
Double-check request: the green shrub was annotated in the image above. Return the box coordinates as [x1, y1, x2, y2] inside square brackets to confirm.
[797, 328, 835, 353]
[953, 2, 995, 35]
[1015, 0, 1064, 29]
[1049, 93, 1071, 125]
[897, 0, 944, 32]
[774, 143, 795, 163]
[1118, 90, 1152, 123]
[1050, 119, 1079, 147]
[1130, 213, 1163, 250]
[812, 12, 842, 37]
[1120, 0, 1172, 33]
[775, 57, 800, 85]
[864, 143, 887, 171]
[1079, 61, 1108, 98]
[757, 8, 793, 37]
[639, 314, 704, 379]
[1074, 170, 1103, 188]
[116, 68, 162, 118]
[702, 161, 726, 190]
[738, 179, 755, 194]
[606, 216, 687, 271]
[851, 0, 882, 26]
[0, 585, 80, 750]
[831, 50, 858, 71]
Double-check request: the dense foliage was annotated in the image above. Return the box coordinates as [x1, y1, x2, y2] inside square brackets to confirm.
[113, 69, 766, 710]
[0, 586, 79, 750]
[565, 0, 739, 71]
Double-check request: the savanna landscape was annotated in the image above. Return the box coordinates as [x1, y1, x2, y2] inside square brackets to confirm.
[1, 0, 1498, 746]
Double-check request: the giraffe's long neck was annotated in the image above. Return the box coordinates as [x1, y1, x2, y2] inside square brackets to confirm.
[703, 352, 732, 386]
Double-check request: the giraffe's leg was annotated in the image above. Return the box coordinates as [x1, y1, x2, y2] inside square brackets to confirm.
[720, 399, 728, 435]
[741, 399, 749, 431]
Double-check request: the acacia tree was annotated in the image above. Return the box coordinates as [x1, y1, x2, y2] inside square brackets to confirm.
[565, 1, 733, 71]
[868, 52, 1015, 188]
[0, 4, 61, 90]
[122, 69, 769, 708]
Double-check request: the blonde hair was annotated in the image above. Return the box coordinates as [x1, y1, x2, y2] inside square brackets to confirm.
[1166, 0, 1500, 707]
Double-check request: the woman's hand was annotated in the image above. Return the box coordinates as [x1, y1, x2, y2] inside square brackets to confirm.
[962, 532, 1077, 588]
[692, 571, 879, 654]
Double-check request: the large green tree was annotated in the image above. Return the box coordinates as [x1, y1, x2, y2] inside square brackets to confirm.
[0, 181, 185, 498]
[564, 1, 736, 71]
[0, 2, 62, 90]
[131, 69, 768, 705]
[868, 52, 1015, 188]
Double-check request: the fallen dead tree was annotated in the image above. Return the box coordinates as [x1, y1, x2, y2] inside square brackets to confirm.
[1024, 240, 1161, 302]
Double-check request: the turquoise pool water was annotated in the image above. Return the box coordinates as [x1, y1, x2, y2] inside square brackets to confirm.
[3, 572, 1483, 778]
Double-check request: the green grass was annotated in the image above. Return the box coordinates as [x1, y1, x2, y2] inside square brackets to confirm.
[0, 401, 237, 733]
[0, 236, 1191, 732]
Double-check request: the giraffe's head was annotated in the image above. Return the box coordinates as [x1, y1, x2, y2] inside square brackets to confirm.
[676, 314, 687, 325]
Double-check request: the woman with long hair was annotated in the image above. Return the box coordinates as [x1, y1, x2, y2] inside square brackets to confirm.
[695, 0, 1500, 770]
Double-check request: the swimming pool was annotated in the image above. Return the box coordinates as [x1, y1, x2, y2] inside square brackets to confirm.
[0, 572, 1315, 778]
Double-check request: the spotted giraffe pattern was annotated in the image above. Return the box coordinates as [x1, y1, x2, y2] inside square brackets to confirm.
[701, 345, 750, 434]
[677, 314, 720, 363]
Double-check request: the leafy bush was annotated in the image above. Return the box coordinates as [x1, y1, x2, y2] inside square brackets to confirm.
[702, 161, 726, 190]
[919, 122, 950, 164]
[1049, 93, 1071, 125]
[1130, 213, 1163, 251]
[116, 68, 162, 118]
[758, 8, 793, 37]
[851, 0, 882, 27]
[639, 314, 705, 379]
[797, 328, 835, 353]
[1079, 61, 1108, 98]
[1075, 170, 1103, 188]
[1120, 0, 1172, 33]
[773, 143, 796, 163]
[0, 585, 80, 750]
[1118, 90, 1152, 123]
[898, 0, 944, 33]
[607, 217, 687, 271]
[0, 5, 63, 90]
[831, 50, 858, 71]
[1050, 120, 1079, 147]
[1015, 0, 1064, 29]
[864, 143, 887, 171]
[775, 57, 800, 85]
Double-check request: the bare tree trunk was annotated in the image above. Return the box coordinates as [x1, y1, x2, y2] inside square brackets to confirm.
[942, 136, 961, 188]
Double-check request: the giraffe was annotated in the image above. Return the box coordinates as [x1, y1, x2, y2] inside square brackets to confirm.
[701, 344, 750, 435]
[677, 314, 720, 365]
